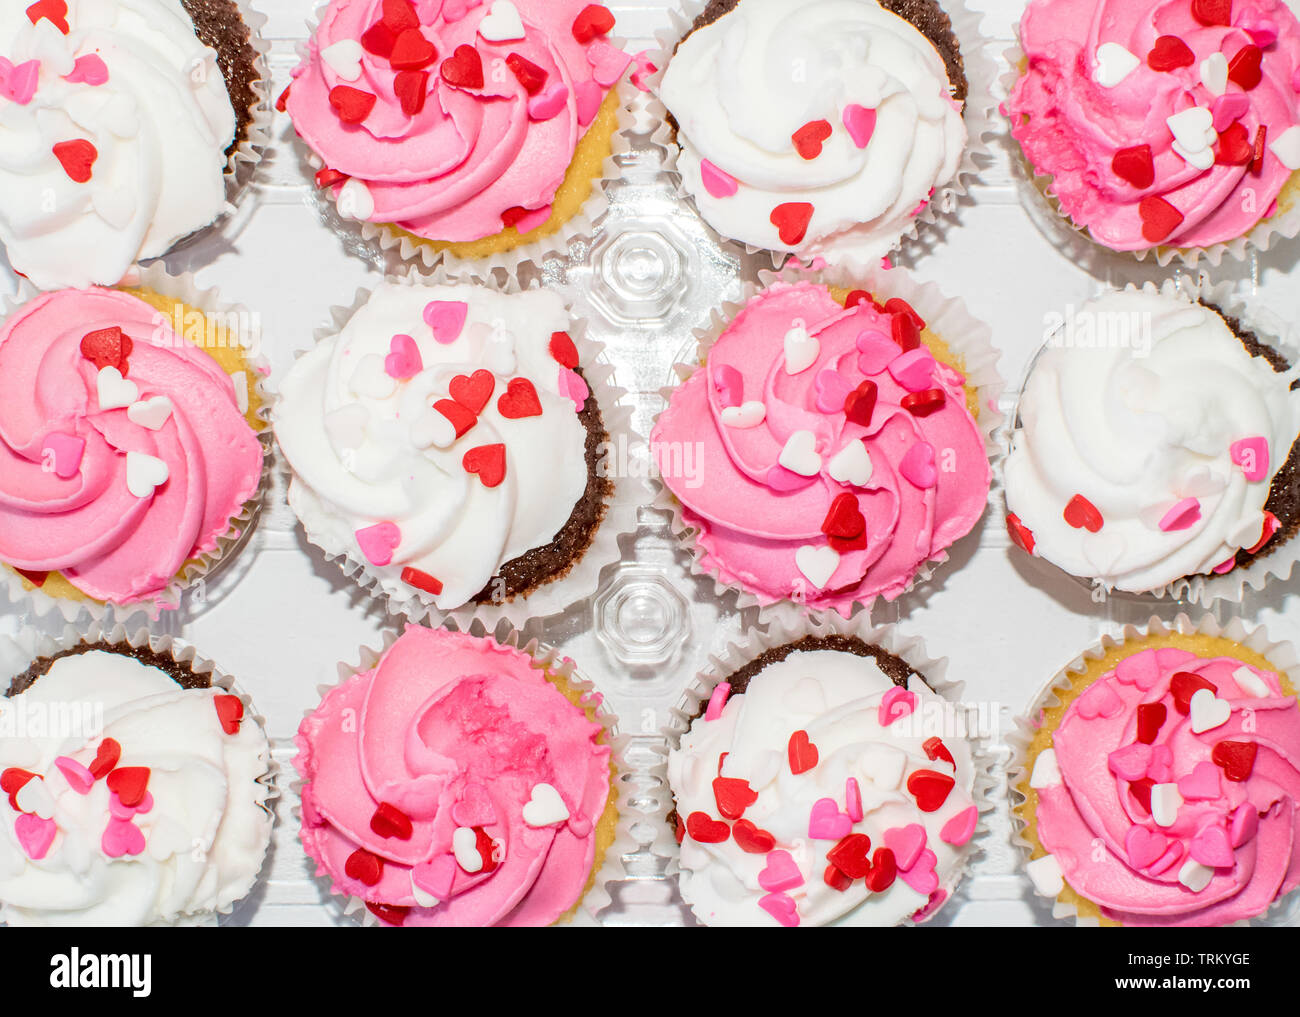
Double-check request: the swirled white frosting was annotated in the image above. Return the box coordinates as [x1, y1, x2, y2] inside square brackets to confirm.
[659, 0, 966, 264]
[0, 1, 237, 290]
[0, 650, 272, 926]
[274, 282, 590, 610]
[1005, 291, 1300, 593]
[669, 648, 977, 926]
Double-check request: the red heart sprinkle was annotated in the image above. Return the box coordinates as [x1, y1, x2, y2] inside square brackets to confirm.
[923, 736, 955, 768]
[434, 398, 477, 439]
[276, 84, 291, 112]
[1212, 740, 1258, 782]
[685, 811, 729, 843]
[1170, 671, 1217, 715]
[329, 86, 377, 124]
[824, 863, 854, 892]
[884, 297, 926, 331]
[344, 847, 384, 886]
[361, 21, 397, 58]
[843, 380, 878, 428]
[1147, 35, 1195, 72]
[572, 4, 615, 43]
[26, 0, 68, 34]
[440, 44, 484, 90]
[1228, 44, 1263, 91]
[1139, 195, 1183, 243]
[549, 331, 580, 368]
[314, 168, 348, 189]
[370, 802, 414, 840]
[1216, 122, 1254, 166]
[213, 695, 244, 735]
[88, 738, 121, 780]
[732, 818, 775, 854]
[1063, 494, 1104, 533]
[14, 568, 49, 587]
[1251, 125, 1267, 176]
[449, 369, 495, 415]
[381, 0, 419, 32]
[506, 53, 548, 95]
[827, 833, 873, 879]
[1006, 513, 1036, 555]
[463, 443, 507, 488]
[390, 28, 437, 71]
[792, 119, 833, 160]
[394, 69, 429, 116]
[1128, 778, 1155, 814]
[1247, 512, 1279, 554]
[674, 813, 685, 844]
[1136, 702, 1167, 744]
[770, 202, 814, 245]
[80, 325, 132, 375]
[366, 902, 409, 925]
[500, 205, 535, 229]
[845, 290, 883, 312]
[400, 567, 443, 596]
[1, 768, 36, 812]
[52, 140, 97, 183]
[474, 826, 499, 873]
[106, 766, 150, 808]
[712, 777, 758, 819]
[821, 492, 865, 541]
[901, 388, 945, 416]
[907, 769, 955, 812]
[891, 312, 921, 352]
[864, 846, 897, 892]
[497, 377, 544, 419]
[1191, 0, 1232, 26]
[788, 730, 819, 774]
[1112, 144, 1155, 189]
[717, 753, 728, 775]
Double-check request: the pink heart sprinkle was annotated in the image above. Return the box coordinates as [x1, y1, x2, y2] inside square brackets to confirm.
[711, 362, 743, 407]
[1190, 824, 1234, 868]
[1147, 744, 1174, 783]
[887, 347, 937, 392]
[1229, 802, 1259, 847]
[527, 82, 569, 121]
[587, 41, 631, 87]
[899, 441, 937, 490]
[1177, 760, 1221, 801]
[813, 369, 851, 413]
[65, 54, 108, 87]
[845, 778, 863, 823]
[1159, 497, 1201, 532]
[15, 813, 56, 860]
[842, 103, 877, 149]
[758, 891, 800, 927]
[940, 804, 977, 846]
[913, 888, 948, 923]
[451, 783, 497, 828]
[1241, 16, 1279, 47]
[109, 790, 154, 820]
[101, 819, 145, 858]
[878, 685, 917, 726]
[0, 57, 40, 105]
[355, 521, 401, 567]
[757, 849, 804, 892]
[884, 823, 927, 871]
[1108, 743, 1153, 781]
[630, 50, 657, 92]
[384, 334, 423, 380]
[558, 366, 589, 412]
[1115, 651, 1161, 690]
[1149, 841, 1185, 876]
[808, 797, 852, 841]
[1211, 93, 1251, 132]
[855, 328, 896, 375]
[1230, 436, 1269, 482]
[1213, 556, 1237, 574]
[765, 464, 817, 492]
[705, 682, 731, 721]
[42, 432, 85, 480]
[54, 756, 94, 795]
[424, 301, 468, 344]
[574, 80, 603, 127]
[413, 855, 458, 900]
[1075, 680, 1122, 720]
[1125, 826, 1167, 869]
[700, 159, 739, 199]
[899, 848, 938, 895]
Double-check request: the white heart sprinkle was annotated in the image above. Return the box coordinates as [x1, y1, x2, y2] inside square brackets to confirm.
[1178, 858, 1214, 893]
[1200, 53, 1229, 96]
[1150, 782, 1182, 828]
[410, 873, 440, 908]
[795, 543, 839, 589]
[827, 439, 872, 487]
[1029, 748, 1061, 789]
[778, 430, 821, 477]
[409, 406, 455, 450]
[452, 826, 482, 872]
[126, 451, 169, 498]
[478, 0, 526, 42]
[321, 39, 364, 81]
[1026, 854, 1064, 897]
[15, 777, 54, 819]
[96, 366, 138, 410]
[521, 782, 569, 827]
[337, 177, 374, 221]
[1189, 687, 1231, 734]
[127, 396, 173, 431]
[783, 325, 819, 375]
[1173, 141, 1215, 171]
[720, 400, 766, 429]
[1270, 125, 1300, 171]
[1166, 107, 1216, 154]
[1232, 665, 1270, 699]
[349, 355, 397, 400]
[1094, 42, 1139, 88]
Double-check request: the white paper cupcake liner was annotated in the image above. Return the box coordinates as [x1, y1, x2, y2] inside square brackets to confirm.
[643, 0, 998, 272]
[273, 265, 642, 631]
[291, 619, 631, 927]
[999, 20, 1300, 272]
[1007, 612, 1300, 927]
[0, 264, 275, 626]
[1004, 274, 1300, 608]
[655, 608, 997, 927]
[651, 261, 1005, 621]
[291, 2, 637, 280]
[0, 619, 278, 927]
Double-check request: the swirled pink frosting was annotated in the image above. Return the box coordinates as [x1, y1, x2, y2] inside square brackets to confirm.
[650, 282, 990, 614]
[0, 289, 261, 603]
[1006, 0, 1300, 251]
[1036, 646, 1300, 926]
[295, 627, 611, 927]
[287, 0, 627, 241]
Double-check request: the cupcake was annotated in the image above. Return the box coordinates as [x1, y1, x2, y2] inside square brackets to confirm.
[667, 620, 981, 926]
[651, 275, 996, 615]
[1004, 0, 1300, 263]
[295, 625, 618, 927]
[655, 0, 975, 267]
[0, 630, 274, 926]
[0, 0, 269, 290]
[275, 279, 624, 622]
[0, 278, 268, 616]
[1004, 285, 1300, 601]
[286, 0, 630, 267]
[1013, 617, 1300, 927]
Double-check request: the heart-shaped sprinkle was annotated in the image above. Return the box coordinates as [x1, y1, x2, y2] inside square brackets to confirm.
[794, 544, 839, 589]
[1094, 41, 1140, 87]
[1212, 739, 1257, 781]
[757, 849, 803, 892]
[827, 439, 873, 487]
[887, 347, 936, 392]
[88, 739, 121, 780]
[878, 685, 917, 727]
[390, 28, 437, 71]
[770, 202, 813, 245]
[1125, 826, 1168, 869]
[844, 778, 863, 822]
[586, 40, 630, 86]
[106, 767, 149, 808]
[685, 810, 729, 843]
[452, 826, 482, 872]
[844, 380, 878, 427]
[449, 370, 495, 414]
[498, 377, 543, 418]
[125, 396, 173, 432]
[907, 769, 954, 812]
[433, 399, 477, 441]
[699, 158, 740, 199]
[1190, 824, 1234, 868]
[1230, 802, 1259, 847]
[1231, 665, 1271, 699]
[1251, 124, 1268, 175]
[213, 694, 244, 735]
[522, 782, 570, 827]
[528, 82, 569, 121]
[1229, 436, 1269, 482]
[826, 833, 872, 880]
[573, 4, 615, 44]
[478, 0, 525, 42]
[783, 324, 819, 374]
[1228, 44, 1263, 91]
[788, 730, 818, 774]
[808, 798, 852, 841]
[1147, 35, 1195, 72]
[424, 300, 468, 343]
[940, 805, 977, 846]
[792, 119, 832, 160]
[1139, 195, 1183, 243]
[394, 69, 429, 116]
[899, 441, 937, 490]
[1150, 782, 1182, 827]
[821, 492, 865, 543]
[892, 845, 930, 892]
[709, 776, 756, 821]
[26, 0, 69, 34]
[97, 366, 138, 411]
[54, 756, 94, 795]
[2, 768, 35, 812]
[52, 139, 97, 185]
[704, 682, 730, 721]
[1136, 702, 1167, 744]
[345, 847, 384, 885]
[15, 813, 56, 860]
[15, 777, 53, 818]
[1112, 144, 1155, 188]
[452, 783, 497, 828]
[0, 58, 40, 105]
[382, 0, 419, 31]
[500, 204, 551, 232]
[1217, 121, 1254, 165]
[1212, 92, 1251, 133]
[125, 452, 168, 499]
[355, 522, 401, 566]
[463, 443, 506, 487]
[731, 818, 775, 854]
[369, 802, 414, 841]
[547, 331, 579, 369]
[1177, 760, 1221, 800]
[41, 432, 85, 479]
[1189, 688, 1231, 734]
[1170, 673, 1217, 716]
[720, 400, 766, 429]
[890, 312, 921, 353]
[1191, 0, 1231, 26]
[758, 891, 800, 927]
[574, 79, 603, 126]
[778, 430, 821, 477]
[328, 85, 377, 123]
[102, 818, 148, 859]
[1108, 742, 1153, 781]
[384, 334, 423, 380]
[1063, 493, 1104, 533]
[505, 52, 547, 95]
[80, 325, 132, 374]
[901, 388, 944, 416]
[413, 855, 457, 901]
[361, 21, 397, 58]
[1159, 497, 1201, 532]
[440, 44, 484, 89]
[321, 39, 364, 81]
[842, 103, 877, 148]
[1076, 680, 1123, 721]
[1006, 512, 1036, 555]
[401, 568, 443, 597]
[813, 369, 851, 414]
[711, 362, 743, 408]
[1271, 126, 1300, 171]
[924, 737, 955, 768]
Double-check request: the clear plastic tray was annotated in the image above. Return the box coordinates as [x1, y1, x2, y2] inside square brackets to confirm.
[1, 0, 1298, 927]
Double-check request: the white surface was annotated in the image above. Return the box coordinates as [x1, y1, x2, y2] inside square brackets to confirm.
[1, 0, 1299, 927]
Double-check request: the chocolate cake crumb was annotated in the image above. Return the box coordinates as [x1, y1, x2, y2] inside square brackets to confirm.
[182, 0, 262, 159]
[8, 642, 211, 698]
